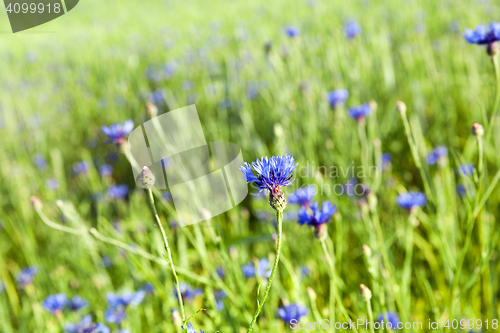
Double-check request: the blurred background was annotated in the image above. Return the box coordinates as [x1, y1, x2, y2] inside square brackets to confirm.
[1, 0, 500, 332]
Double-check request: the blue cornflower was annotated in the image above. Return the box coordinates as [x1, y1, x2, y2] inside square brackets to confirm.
[16, 266, 38, 288]
[396, 192, 426, 210]
[242, 258, 271, 279]
[42, 293, 67, 315]
[297, 201, 337, 228]
[288, 185, 316, 207]
[456, 163, 474, 177]
[67, 295, 89, 312]
[101, 120, 134, 145]
[377, 312, 400, 330]
[344, 19, 362, 39]
[182, 322, 205, 333]
[161, 191, 172, 201]
[73, 161, 90, 175]
[285, 26, 300, 38]
[327, 89, 349, 109]
[456, 184, 473, 198]
[348, 103, 371, 121]
[33, 154, 47, 171]
[143, 283, 154, 293]
[216, 266, 226, 279]
[65, 315, 110, 333]
[300, 265, 310, 278]
[382, 153, 392, 171]
[278, 303, 308, 323]
[104, 306, 126, 324]
[150, 89, 165, 104]
[46, 178, 60, 190]
[107, 185, 128, 199]
[175, 282, 202, 300]
[214, 290, 227, 311]
[464, 22, 500, 45]
[426, 146, 448, 165]
[240, 154, 297, 191]
[99, 164, 113, 177]
[106, 290, 146, 308]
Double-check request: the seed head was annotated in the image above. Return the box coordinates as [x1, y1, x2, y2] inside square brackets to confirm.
[136, 166, 156, 189]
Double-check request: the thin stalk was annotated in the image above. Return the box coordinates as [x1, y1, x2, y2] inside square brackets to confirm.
[246, 209, 283, 333]
[366, 299, 376, 333]
[402, 212, 416, 310]
[321, 239, 336, 330]
[147, 189, 186, 324]
[484, 55, 500, 144]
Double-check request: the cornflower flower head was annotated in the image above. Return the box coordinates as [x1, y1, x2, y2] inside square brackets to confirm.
[240, 154, 297, 211]
[107, 185, 129, 199]
[99, 164, 113, 177]
[67, 295, 89, 312]
[377, 312, 400, 330]
[242, 258, 271, 279]
[33, 153, 47, 171]
[101, 120, 134, 145]
[327, 89, 349, 109]
[143, 282, 154, 294]
[464, 22, 500, 56]
[182, 322, 205, 333]
[175, 282, 202, 300]
[42, 293, 67, 315]
[216, 266, 225, 279]
[214, 290, 227, 311]
[348, 103, 371, 122]
[300, 265, 310, 278]
[288, 185, 316, 207]
[456, 163, 474, 177]
[104, 306, 126, 324]
[456, 184, 474, 199]
[106, 290, 146, 308]
[46, 178, 60, 190]
[285, 26, 300, 38]
[65, 315, 110, 333]
[396, 192, 426, 210]
[426, 146, 448, 165]
[382, 153, 392, 171]
[344, 19, 362, 39]
[73, 161, 90, 175]
[16, 266, 38, 288]
[297, 201, 336, 240]
[278, 303, 308, 323]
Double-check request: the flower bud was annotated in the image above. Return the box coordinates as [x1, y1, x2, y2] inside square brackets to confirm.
[362, 244, 372, 259]
[269, 186, 287, 211]
[471, 123, 484, 137]
[30, 196, 42, 210]
[487, 42, 499, 57]
[136, 166, 156, 189]
[306, 287, 317, 301]
[368, 100, 378, 112]
[396, 101, 407, 115]
[360, 284, 372, 301]
[146, 102, 158, 118]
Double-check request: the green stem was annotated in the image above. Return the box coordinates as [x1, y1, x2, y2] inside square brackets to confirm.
[147, 189, 186, 325]
[246, 209, 283, 333]
[484, 55, 500, 144]
[402, 213, 416, 310]
[321, 240, 336, 330]
[366, 298, 376, 333]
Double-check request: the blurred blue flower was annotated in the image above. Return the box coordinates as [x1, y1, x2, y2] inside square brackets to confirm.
[182, 322, 205, 333]
[16, 266, 38, 288]
[99, 165, 113, 177]
[240, 154, 297, 192]
[214, 290, 227, 311]
[278, 303, 308, 323]
[382, 153, 392, 171]
[67, 295, 89, 312]
[456, 163, 474, 177]
[106, 291, 146, 308]
[42, 293, 67, 315]
[396, 192, 426, 209]
[175, 282, 202, 300]
[377, 312, 400, 329]
[464, 22, 500, 45]
[344, 19, 362, 39]
[104, 306, 126, 324]
[151, 89, 165, 104]
[285, 26, 300, 38]
[101, 120, 134, 145]
[73, 161, 90, 175]
[300, 265, 310, 277]
[456, 184, 473, 198]
[161, 191, 172, 201]
[426, 146, 448, 165]
[348, 103, 371, 120]
[101, 256, 113, 268]
[143, 282, 154, 293]
[45, 178, 60, 190]
[0, 281, 4, 293]
[107, 185, 128, 199]
[216, 266, 225, 279]
[242, 258, 271, 279]
[327, 89, 349, 109]
[164, 61, 178, 77]
[289, 185, 316, 207]
[65, 315, 110, 333]
[33, 154, 47, 171]
[297, 201, 337, 228]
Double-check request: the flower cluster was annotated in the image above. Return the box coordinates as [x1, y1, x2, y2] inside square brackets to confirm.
[278, 303, 308, 323]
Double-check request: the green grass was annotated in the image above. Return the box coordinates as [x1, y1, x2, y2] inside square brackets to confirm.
[1, 0, 500, 332]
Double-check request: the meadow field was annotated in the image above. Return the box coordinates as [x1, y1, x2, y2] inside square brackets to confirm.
[1, 0, 500, 332]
